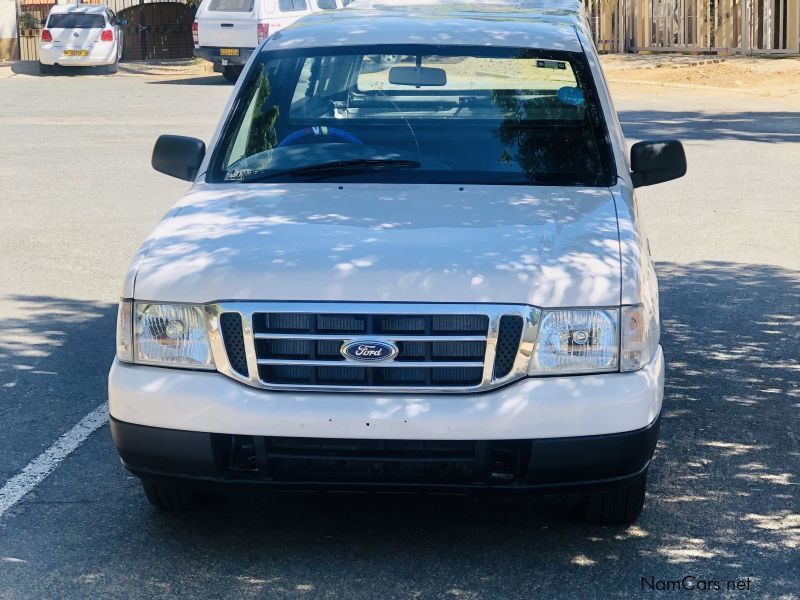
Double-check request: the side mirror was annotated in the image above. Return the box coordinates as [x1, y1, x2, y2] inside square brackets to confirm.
[40, 18, 47, 26]
[152, 135, 205, 181]
[630, 140, 686, 188]
[118, 18, 128, 25]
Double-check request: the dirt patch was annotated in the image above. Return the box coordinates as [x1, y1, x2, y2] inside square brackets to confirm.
[601, 56, 800, 98]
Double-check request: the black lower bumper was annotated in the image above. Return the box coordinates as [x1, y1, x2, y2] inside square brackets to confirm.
[110, 414, 660, 494]
[193, 47, 252, 67]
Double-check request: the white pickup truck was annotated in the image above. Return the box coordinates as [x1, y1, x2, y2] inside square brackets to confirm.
[110, 0, 686, 524]
[192, 0, 348, 81]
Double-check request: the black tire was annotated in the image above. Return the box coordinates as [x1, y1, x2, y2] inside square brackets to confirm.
[583, 469, 647, 525]
[106, 61, 119, 74]
[38, 62, 55, 75]
[141, 479, 200, 511]
[222, 65, 242, 83]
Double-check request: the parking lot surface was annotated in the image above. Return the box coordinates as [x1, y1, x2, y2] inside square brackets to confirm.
[0, 67, 798, 599]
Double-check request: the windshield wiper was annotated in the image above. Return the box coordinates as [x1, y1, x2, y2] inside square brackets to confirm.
[240, 159, 421, 183]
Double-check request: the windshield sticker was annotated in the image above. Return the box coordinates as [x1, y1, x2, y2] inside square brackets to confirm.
[224, 169, 256, 182]
[537, 60, 567, 70]
[557, 86, 585, 107]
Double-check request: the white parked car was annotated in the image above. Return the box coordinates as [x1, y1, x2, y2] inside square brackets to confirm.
[38, 4, 125, 74]
[193, 0, 349, 82]
[111, 0, 686, 524]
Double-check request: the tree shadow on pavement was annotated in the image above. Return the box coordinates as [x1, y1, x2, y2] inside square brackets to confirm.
[0, 296, 116, 477]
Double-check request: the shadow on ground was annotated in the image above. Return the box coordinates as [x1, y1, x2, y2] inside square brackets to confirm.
[10, 60, 115, 77]
[619, 110, 800, 143]
[0, 296, 116, 477]
[145, 75, 230, 86]
[0, 261, 798, 598]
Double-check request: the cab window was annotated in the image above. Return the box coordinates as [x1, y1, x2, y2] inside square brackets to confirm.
[278, 0, 308, 11]
[206, 0, 256, 12]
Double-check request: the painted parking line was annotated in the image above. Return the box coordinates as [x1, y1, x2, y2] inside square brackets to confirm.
[0, 404, 108, 519]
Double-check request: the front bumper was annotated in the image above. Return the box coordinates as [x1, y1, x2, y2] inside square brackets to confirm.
[111, 413, 661, 494]
[194, 46, 252, 67]
[109, 348, 663, 492]
[108, 347, 664, 440]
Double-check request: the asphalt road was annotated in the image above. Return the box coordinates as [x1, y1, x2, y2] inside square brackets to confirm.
[0, 65, 798, 599]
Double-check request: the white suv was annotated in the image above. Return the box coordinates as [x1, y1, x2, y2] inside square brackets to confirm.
[110, 0, 686, 524]
[192, 0, 347, 82]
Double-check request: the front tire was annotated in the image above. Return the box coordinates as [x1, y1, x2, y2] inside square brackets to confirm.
[583, 469, 647, 525]
[222, 65, 242, 83]
[141, 479, 200, 511]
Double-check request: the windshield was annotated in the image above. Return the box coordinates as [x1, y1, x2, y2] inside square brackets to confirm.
[48, 13, 106, 28]
[210, 45, 615, 186]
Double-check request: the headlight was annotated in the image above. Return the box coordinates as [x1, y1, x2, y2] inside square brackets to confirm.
[620, 304, 659, 372]
[529, 308, 619, 375]
[116, 302, 215, 369]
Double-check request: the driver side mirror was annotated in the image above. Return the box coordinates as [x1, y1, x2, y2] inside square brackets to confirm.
[152, 135, 205, 181]
[630, 140, 686, 188]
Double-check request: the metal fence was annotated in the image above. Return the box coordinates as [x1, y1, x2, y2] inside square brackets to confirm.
[585, 0, 800, 53]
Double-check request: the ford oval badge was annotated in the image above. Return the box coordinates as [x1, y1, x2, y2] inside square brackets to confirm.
[341, 339, 399, 363]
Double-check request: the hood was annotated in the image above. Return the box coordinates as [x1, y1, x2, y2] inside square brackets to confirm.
[132, 183, 621, 308]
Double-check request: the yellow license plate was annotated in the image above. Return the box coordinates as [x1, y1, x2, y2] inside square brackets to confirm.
[63, 49, 89, 57]
[220, 48, 239, 56]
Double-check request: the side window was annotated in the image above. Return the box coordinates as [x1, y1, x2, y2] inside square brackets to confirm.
[278, 0, 308, 12]
[316, 0, 337, 9]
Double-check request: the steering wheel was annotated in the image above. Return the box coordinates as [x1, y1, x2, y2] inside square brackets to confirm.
[278, 126, 365, 148]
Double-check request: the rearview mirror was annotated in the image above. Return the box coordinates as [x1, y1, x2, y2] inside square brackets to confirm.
[152, 135, 205, 181]
[630, 140, 686, 188]
[389, 66, 447, 87]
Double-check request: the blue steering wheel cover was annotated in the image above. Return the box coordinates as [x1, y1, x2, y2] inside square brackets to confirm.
[278, 126, 364, 147]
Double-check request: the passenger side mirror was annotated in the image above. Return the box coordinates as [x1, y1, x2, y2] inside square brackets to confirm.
[152, 135, 205, 182]
[630, 140, 686, 188]
[118, 18, 128, 25]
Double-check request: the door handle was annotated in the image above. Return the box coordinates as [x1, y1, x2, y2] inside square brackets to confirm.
[220, 23, 234, 27]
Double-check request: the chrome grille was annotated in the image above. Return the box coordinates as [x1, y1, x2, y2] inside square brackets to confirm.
[207, 303, 539, 393]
